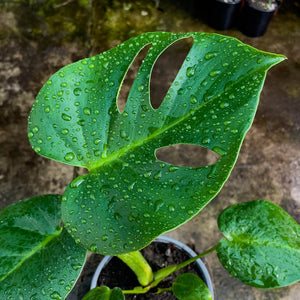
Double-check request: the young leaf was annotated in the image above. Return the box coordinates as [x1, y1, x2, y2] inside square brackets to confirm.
[0, 195, 87, 299]
[83, 286, 124, 300]
[172, 273, 212, 300]
[217, 200, 300, 288]
[28, 32, 285, 255]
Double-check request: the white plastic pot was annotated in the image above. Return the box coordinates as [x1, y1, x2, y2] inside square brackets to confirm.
[91, 235, 214, 299]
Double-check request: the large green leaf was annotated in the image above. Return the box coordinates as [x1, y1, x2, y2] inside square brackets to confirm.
[28, 32, 285, 255]
[0, 195, 87, 299]
[217, 200, 300, 288]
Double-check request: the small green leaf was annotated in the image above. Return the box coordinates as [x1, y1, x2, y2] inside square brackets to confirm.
[217, 200, 300, 288]
[172, 273, 212, 300]
[83, 286, 124, 300]
[28, 32, 285, 255]
[0, 195, 87, 299]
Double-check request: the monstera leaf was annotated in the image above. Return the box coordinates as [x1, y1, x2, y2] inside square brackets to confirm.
[28, 32, 285, 255]
[0, 195, 87, 299]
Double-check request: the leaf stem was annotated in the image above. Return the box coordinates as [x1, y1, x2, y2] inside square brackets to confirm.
[117, 251, 154, 286]
[172, 244, 218, 272]
[156, 287, 173, 294]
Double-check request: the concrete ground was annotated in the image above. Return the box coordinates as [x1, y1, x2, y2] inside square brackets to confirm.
[0, 0, 299, 299]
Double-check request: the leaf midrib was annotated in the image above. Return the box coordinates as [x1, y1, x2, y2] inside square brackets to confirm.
[87, 54, 282, 172]
[88, 68, 251, 172]
[0, 227, 63, 283]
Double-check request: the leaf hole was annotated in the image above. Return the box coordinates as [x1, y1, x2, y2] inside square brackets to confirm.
[155, 144, 220, 168]
[117, 44, 152, 113]
[150, 36, 193, 109]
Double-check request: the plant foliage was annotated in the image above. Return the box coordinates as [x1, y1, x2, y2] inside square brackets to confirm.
[28, 32, 285, 255]
[217, 200, 300, 288]
[0, 195, 87, 299]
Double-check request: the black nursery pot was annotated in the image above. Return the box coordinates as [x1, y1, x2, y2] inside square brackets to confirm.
[240, 0, 280, 37]
[90, 236, 214, 299]
[209, 0, 242, 30]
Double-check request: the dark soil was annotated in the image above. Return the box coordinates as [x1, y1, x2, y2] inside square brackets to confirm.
[97, 242, 205, 300]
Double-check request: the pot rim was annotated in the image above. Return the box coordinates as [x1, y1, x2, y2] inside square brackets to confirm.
[216, 0, 242, 4]
[245, 0, 281, 12]
[90, 235, 214, 299]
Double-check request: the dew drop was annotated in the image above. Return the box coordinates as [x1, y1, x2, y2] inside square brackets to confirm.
[190, 94, 198, 104]
[205, 51, 218, 60]
[172, 183, 179, 190]
[45, 105, 51, 113]
[169, 166, 179, 172]
[144, 170, 152, 177]
[154, 170, 162, 180]
[62, 129, 69, 135]
[138, 84, 145, 92]
[59, 279, 65, 286]
[71, 177, 85, 188]
[120, 130, 127, 138]
[209, 70, 221, 77]
[155, 199, 164, 212]
[50, 291, 62, 300]
[94, 138, 101, 145]
[220, 102, 229, 108]
[32, 125, 39, 133]
[202, 137, 210, 144]
[177, 88, 184, 95]
[73, 88, 82, 96]
[169, 205, 175, 212]
[83, 107, 91, 115]
[64, 152, 75, 161]
[201, 79, 208, 87]
[186, 65, 196, 77]
[213, 146, 227, 156]
[28, 132, 34, 138]
[90, 244, 98, 252]
[72, 263, 82, 271]
[77, 119, 85, 126]
[62, 113, 72, 121]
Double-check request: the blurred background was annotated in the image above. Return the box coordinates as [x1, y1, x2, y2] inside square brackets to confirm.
[0, 0, 299, 299]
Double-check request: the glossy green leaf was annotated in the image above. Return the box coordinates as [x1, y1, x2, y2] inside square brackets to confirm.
[217, 200, 300, 288]
[0, 195, 87, 299]
[28, 32, 285, 255]
[172, 273, 212, 300]
[82, 286, 124, 300]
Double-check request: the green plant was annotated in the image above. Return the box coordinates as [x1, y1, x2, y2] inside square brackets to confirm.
[0, 32, 299, 299]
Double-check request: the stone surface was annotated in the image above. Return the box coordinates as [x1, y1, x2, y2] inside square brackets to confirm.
[0, 0, 299, 299]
